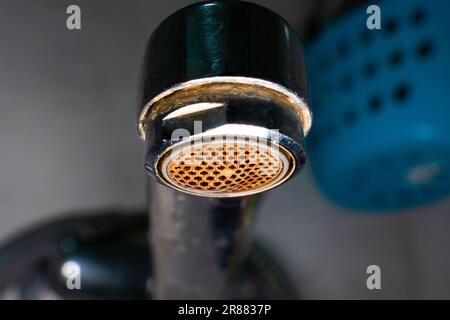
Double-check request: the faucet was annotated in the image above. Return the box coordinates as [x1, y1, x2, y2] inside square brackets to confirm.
[137, 0, 310, 299]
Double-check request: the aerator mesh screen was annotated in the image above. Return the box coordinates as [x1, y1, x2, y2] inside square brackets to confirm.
[158, 137, 293, 197]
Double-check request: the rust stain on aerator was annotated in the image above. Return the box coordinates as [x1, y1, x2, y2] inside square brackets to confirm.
[164, 142, 283, 193]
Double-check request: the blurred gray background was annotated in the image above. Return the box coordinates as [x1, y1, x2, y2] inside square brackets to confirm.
[0, 0, 449, 299]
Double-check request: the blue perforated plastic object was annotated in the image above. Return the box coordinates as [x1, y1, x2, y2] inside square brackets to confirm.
[306, 0, 450, 210]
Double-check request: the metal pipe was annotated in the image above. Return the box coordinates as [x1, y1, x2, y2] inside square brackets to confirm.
[148, 182, 258, 299]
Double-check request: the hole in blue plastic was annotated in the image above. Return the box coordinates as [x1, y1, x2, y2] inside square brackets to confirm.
[388, 49, 404, 67]
[416, 40, 433, 59]
[363, 61, 377, 78]
[410, 8, 426, 26]
[393, 83, 410, 103]
[360, 30, 372, 44]
[384, 18, 397, 35]
[368, 95, 382, 113]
